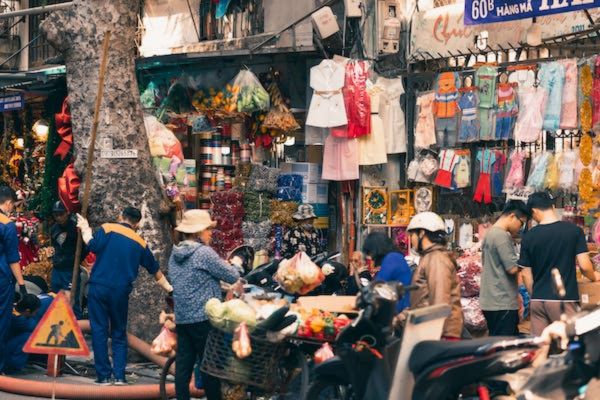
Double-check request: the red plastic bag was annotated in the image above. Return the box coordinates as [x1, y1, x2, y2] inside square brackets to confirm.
[314, 342, 334, 364]
[232, 322, 252, 359]
[151, 325, 177, 356]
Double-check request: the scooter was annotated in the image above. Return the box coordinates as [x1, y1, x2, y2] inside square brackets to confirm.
[307, 278, 543, 400]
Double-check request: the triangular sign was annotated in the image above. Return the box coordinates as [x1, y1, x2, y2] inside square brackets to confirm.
[23, 292, 90, 356]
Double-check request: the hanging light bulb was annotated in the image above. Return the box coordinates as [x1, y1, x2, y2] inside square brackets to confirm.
[32, 119, 50, 142]
[526, 18, 542, 47]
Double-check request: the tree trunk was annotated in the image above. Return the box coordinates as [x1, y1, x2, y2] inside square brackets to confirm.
[41, 1, 172, 341]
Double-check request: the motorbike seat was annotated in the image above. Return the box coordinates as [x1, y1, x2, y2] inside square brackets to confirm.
[408, 336, 515, 375]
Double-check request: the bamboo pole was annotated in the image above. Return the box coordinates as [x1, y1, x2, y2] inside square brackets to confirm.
[70, 31, 112, 305]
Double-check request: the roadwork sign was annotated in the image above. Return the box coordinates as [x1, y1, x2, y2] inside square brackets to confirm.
[23, 292, 90, 356]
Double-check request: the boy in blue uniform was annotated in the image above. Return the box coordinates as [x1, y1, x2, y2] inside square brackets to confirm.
[5, 293, 55, 373]
[0, 186, 27, 374]
[77, 207, 173, 385]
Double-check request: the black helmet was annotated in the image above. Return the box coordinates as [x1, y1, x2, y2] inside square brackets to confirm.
[52, 201, 67, 213]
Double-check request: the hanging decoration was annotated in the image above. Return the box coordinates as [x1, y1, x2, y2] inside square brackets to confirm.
[54, 98, 73, 160]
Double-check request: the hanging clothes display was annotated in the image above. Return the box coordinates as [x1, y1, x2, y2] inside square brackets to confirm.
[332, 60, 371, 138]
[358, 82, 388, 165]
[558, 151, 577, 190]
[473, 149, 496, 204]
[414, 91, 437, 149]
[478, 109, 495, 141]
[508, 68, 536, 88]
[526, 152, 552, 191]
[434, 149, 459, 189]
[377, 77, 407, 154]
[545, 154, 559, 190]
[306, 59, 348, 128]
[538, 61, 565, 131]
[453, 150, 472, 189]
[559, 59, 578, 129]
[503, 150, 526, 192]
[494, 82, 518, 141]
[491, 150, 507, 197]
[458, 222, 474, 250]
[322, 134, 359, 181]
[458, 90, 480, 143]
[433, 72, 460, 148]
[513, 86, 548, 142]
[475, 65, 498, 108]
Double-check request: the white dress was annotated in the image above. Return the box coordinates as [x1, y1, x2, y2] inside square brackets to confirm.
[306, 60, 348, 128]
[358, 83, 388, 165]
[377, 77, 407, 154]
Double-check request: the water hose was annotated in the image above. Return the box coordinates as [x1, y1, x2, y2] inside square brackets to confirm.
[0, 320, 203, 399]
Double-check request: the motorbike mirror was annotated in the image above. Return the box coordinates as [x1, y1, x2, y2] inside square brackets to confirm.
[551, 268, 566, 299]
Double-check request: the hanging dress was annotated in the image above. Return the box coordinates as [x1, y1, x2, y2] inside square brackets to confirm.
[358, 82, 388, 165]
[306, 59, 348, 128]
[377, 77, 407, 154]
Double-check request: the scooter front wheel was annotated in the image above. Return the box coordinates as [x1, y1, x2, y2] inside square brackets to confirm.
[304, 378, 355, 400]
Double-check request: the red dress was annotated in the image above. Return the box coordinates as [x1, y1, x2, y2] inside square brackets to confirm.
[331, 60, 371, 138]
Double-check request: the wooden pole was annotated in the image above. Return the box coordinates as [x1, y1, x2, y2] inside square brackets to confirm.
[70, 31, 111, 305]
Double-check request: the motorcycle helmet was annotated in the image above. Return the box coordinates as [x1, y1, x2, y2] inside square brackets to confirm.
[407, 212, 446, 233]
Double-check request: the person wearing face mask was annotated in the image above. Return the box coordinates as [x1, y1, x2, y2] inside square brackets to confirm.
[519, 192, 599, 336]
[406, 212, 464, 340]
[76, 207, 174, 385]
[168, 210, 241, 400]
[280, 204, 324, 260]
[480, 200, 531, 336]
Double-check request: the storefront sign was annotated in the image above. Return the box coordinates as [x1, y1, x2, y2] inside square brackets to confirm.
[465, 0, 600, 25]
[0, 94, 24, 112]
[100, 149, 139, 159]
[410, 4, 600, 58]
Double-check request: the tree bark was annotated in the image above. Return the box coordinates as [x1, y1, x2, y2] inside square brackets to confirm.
[41, 1, 172, 341]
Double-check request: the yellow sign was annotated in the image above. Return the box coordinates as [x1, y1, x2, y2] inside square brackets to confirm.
[23, 292, 90, 356]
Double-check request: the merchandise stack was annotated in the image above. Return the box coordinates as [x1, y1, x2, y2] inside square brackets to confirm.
[210, 191, 244, 258]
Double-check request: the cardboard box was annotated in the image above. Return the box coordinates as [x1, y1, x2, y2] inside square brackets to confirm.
[280, 162, 324, 184]
[296, 295, 358, 314]
[302, 183, 328, 204]
[578, 281, 600, 310]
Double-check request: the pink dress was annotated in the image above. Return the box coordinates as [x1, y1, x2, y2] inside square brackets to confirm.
[514, 87, 548, 143]
[322, 135, 359, 181]
[559, 59, 578, 129]
[504, 151, 526, 192]
[415, 92, 436, 149]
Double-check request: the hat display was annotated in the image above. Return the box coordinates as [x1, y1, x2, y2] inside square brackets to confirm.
[175, 210, 217, 233]
[293, 204, 317, 221]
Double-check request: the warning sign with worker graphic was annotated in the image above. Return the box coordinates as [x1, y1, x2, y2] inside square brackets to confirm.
[23, 292, 90, 356]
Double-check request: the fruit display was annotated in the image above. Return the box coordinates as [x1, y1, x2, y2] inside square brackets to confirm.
[294, 308, 351, 342]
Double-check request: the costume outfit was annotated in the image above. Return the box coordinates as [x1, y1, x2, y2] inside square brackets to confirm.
[0, 213, 20, 373]
[491, 150, 507, 197]
[538, 62, 565, 131]
[415, 92, 436, 149]
[474, 149, 496, 204]
[495, 83, 518, 140]
[434, 149, 459, 189]
[526, 152, 552, 191]
[559, 59, 578, 129]
[332, 60, 371, 138]
[504, 151, 526, 192]
[358, 82, 388, 165]
[169, 241, 240, 400]
[306, 60, 348, 128]
[378, 77, 407, 153]
[453, 151, 471, 189]
[87, 223, 159, 381]
[514, 87, 548, 142]
[476, 66, 498, 141]
[433, 72, 460, 148]
[458, 90, 480, 143]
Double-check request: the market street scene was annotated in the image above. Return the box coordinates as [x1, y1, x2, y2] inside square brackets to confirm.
[0, 0, 600, 399]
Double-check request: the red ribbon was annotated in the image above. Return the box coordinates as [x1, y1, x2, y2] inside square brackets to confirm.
[57, 163, 81, 213]
[54, 98, 73, 160]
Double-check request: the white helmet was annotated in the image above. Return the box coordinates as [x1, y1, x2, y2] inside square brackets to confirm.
[407, 212, 446, 233]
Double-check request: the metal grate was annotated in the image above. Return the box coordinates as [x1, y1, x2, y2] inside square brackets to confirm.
[28, 0, 70, 67]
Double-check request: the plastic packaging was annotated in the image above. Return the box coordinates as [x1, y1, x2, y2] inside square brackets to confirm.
[232, 322, 252, 359]
[314, 342, 335, 364]
[151, 325, 177, 356]
[460, 297, 487, 332]
[229, 70, 270, 113]
[276, 252, 325, 295]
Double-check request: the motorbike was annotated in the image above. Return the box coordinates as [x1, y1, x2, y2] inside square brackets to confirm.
[306, 278, 544, 400]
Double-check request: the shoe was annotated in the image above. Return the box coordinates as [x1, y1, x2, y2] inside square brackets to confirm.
[94, 378, 112, 386]
[113, 379, 128, 386]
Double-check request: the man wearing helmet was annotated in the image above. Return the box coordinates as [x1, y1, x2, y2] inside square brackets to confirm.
[406, 212, 464, 339]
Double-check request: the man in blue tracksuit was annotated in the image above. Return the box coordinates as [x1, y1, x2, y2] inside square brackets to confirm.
[77, 207, 173, 385]
[5, 292, 55, 373]
[0, 186, 27, 375]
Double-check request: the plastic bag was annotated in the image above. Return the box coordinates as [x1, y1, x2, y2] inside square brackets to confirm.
[456, 254, 482, 297]
[276, 252, 325, 295]
[314, 342, 334, 364]
[460, 297, 487, 332]
[151, 325, 177, 356]
[229, 70, 270, 113]
[144, 115, 184, 160]
[232, 322, 252, 359]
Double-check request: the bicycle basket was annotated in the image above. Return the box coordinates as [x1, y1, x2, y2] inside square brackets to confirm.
[201, 329, 286, 391]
